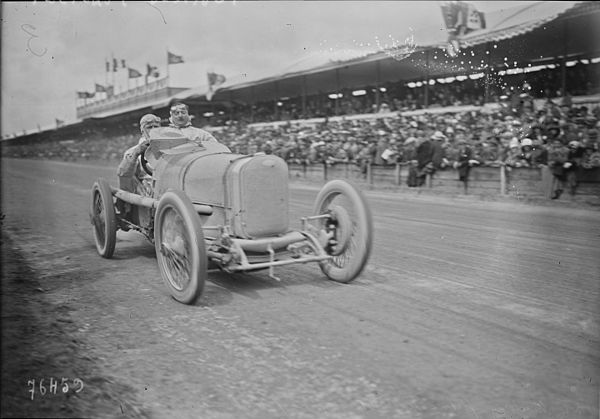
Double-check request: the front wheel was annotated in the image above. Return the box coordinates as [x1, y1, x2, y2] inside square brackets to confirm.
[90, 178, 117, 258]
[154, 190, 207, 305]
[313, 180, 373, 283]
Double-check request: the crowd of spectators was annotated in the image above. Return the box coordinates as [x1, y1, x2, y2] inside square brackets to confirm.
[3, 133, 135, 162]
[4, 98, 599, 172]
[3, 61, 599, 198]
[212, 99, 600, 195]
[202, 61, 599, 126]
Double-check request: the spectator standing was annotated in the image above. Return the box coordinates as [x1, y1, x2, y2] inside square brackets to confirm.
[529, 138, 548, 166]
[547, 138, 570, 199]
[453, 138, 478, 193]
[564, 140, 585, 196]
[374, 131, 389, 166]
[414, 131, 435, 187]
[430, 131, 447, 170]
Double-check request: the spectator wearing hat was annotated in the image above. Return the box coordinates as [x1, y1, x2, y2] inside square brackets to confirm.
[381, 139, 400, 165]
[430, 131, 448, 170]
[374, 131, 389, 165]
[477, 141, 501, 166]
[504, 137, 524, 169]
[547, 138, 570, 199]
[518, 138, 535, 167]
[402, 137, 418, 162]
[452, 138, 478, 193]
[564, 140, 585, 196]
[411, 131, 435, 187]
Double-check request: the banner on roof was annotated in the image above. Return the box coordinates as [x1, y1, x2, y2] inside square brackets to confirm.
[441, 1, 486, 36]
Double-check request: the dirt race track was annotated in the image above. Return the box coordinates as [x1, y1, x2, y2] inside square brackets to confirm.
[1, 158, 599, 419]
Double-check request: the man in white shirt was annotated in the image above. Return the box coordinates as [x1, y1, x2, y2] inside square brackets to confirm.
[168, 102, 229, 151]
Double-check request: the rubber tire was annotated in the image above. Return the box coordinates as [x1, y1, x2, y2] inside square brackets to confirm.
[154, 190, 207, 305]
[313, 180, 373, 283]
[91, 178, 117, 258]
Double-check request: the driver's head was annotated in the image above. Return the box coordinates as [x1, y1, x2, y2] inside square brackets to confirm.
[139, 114, 162, 137]
[169, 103, 191, 128]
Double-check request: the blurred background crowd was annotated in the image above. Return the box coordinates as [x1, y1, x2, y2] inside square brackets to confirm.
[3, 62, 600, 199]
[217, 60, 598, 124]
[5, 96, 599, 171]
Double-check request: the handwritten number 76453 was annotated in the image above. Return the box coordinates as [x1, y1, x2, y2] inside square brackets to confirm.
[21, 24, 47, 57]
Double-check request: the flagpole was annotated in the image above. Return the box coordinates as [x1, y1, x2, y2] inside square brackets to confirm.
[166, 47, 170, 86]
[111, 53, 116, 95]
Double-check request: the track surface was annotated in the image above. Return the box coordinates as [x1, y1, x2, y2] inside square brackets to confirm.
[2, 158, 599, 419]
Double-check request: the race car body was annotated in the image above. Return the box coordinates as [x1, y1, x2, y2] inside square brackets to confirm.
[90, 126, 373, 304]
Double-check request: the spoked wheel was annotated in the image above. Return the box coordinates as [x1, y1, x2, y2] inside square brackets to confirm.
[90, 178, 117, 258]
[313, 180, 373, 283]
[154, 190, 206, 305]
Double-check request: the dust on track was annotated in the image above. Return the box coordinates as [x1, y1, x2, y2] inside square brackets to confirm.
[1, 231, 147, 419]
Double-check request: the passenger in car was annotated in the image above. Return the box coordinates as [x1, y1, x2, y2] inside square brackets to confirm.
[168, 102, 230, 151]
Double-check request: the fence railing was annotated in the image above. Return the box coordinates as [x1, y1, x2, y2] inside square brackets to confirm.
[288, 162, 600, 201]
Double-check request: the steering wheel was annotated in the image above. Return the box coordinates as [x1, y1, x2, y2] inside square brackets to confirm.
[140, 147, 153, 175]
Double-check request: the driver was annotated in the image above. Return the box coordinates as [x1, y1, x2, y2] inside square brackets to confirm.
[117, 113, 162, 193]
[168, 102, 230, 150]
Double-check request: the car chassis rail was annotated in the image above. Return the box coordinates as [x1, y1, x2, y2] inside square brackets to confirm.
[111, 187, 213, 215]
[111, 186, 334, 281]
[217, 230, 333, 281]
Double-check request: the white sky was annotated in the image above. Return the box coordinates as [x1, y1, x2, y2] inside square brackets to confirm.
[1, 1, 537, 136]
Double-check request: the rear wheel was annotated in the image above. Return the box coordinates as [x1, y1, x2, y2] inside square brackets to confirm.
[154, 190, 206, 304]
[313, 180, 373, 283]
[90, 178, 117, 258]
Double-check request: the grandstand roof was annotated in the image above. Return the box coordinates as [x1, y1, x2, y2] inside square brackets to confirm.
[167, 1, 600, 106]
[456, 1, 583, 47]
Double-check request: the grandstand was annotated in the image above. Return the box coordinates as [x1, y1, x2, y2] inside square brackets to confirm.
[2, 1, 599, 202]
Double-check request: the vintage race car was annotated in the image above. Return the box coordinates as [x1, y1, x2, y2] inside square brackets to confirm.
[90, 127, 373, 304]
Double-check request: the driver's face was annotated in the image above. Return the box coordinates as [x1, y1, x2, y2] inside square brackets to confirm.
[146, 121, 161, 129]
[170, 106, 190, 126]
[142, 121, 161, 138]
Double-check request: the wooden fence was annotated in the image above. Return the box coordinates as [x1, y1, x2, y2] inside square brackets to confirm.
[288, 162, 600, 203]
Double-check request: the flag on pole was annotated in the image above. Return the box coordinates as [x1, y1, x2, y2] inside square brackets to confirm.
[167, 51, 184, 65]
[466, 3, 485, 30]
[105, 60, 110, 72]
[440, 1, 485, 35]
[113, 58, 118, 72]
[95, 83, 107, 93]
[206, 72, 226, 101]
[77, 91, 94, 99]
[146, 64, 160, 78]
[128, 68, 142, 78]
[121, 59, 127, 69]
[55, 118, 65, 128]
